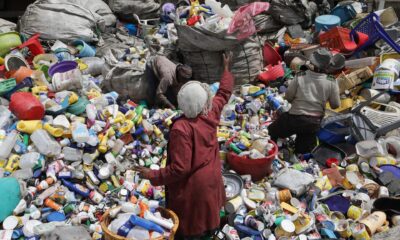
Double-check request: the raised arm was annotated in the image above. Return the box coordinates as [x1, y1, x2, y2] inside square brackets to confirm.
[209, 53, 234, 121]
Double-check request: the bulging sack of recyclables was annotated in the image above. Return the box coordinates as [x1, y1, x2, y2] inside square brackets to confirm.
[19, 0, 116, 43]
[101, 48, 152, 104]
[108, 0, 160, 20]
[176, 25, 263, 85]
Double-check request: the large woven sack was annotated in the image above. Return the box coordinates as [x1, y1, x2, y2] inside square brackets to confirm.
[19, 0, 115, 42]
[0, 18, 16, 33]
[101, 48, 152, 104]
[108, 0, 160, 20]
[176, 25, 263, 85]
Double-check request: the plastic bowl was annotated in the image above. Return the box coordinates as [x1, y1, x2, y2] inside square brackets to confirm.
[48, 61, 78, 77]
[0, 32, 22, 57]
[227, 140, 278, 181]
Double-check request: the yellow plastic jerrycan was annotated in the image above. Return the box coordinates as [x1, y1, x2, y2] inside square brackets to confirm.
[17, 120, 43, 134]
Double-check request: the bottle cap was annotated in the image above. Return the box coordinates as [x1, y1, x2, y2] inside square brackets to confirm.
[47, 212, 66, 222]
[98, 167, 111, 179]
[3, 216, 19, 230]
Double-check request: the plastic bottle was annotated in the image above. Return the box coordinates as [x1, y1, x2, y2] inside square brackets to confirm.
[129, 215, 164, 233]
[71, 121, 89, 143]
[0, 106, 11, 129]
[144, 210, 174, 230]
[19, 152, 41, 169]
[112, 139, 125, 156]
[62, 179, 90, 197]
[31, 129, 61, 157]
[43, 123, 63, 137]
[4, 154, 20, 174]
[0, 130, 18, 159]
[86, 104, 97, 125]
[62, 147, 83, 161]
[108, 214, 158, 239]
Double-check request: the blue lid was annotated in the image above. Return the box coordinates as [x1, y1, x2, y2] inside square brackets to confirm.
[47, 212, 66, 222]
[316, 15, 341, 25]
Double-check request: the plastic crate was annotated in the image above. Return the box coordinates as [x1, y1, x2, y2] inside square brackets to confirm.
[0, 78, 16, 95]
[331, 4, 357, 23]
[319, 27, 358, 53]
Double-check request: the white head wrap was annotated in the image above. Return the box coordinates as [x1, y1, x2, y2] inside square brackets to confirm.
[177, 81, 213, 118]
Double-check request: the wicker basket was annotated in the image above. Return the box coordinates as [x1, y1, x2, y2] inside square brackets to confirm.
[101, 208, 179, 240]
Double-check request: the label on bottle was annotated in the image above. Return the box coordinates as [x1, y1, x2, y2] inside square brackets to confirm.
[117, 219, 134, 237]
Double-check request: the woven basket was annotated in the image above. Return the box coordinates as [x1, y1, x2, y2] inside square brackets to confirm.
[101, 208, 179, 240]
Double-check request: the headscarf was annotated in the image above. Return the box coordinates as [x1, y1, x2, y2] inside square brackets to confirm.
[177, 81, 213, 118]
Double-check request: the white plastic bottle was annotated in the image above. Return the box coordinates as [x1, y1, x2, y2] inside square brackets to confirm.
[19, 152, 41, 169]
[0, 106, 11, 129]
[62, 147, 83, 161]
[31, 129, 61, 157]
[0, 130, 18, 159]
[71, 122, 89, 143]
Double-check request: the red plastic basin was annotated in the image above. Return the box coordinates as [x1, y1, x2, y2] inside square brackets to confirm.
[227, 140, 278, 181]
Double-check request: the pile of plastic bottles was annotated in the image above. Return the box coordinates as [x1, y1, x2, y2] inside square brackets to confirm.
[0, 32, 183, 239]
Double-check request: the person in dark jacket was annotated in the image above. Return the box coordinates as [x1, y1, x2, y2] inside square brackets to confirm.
[147, 56, 192, 109]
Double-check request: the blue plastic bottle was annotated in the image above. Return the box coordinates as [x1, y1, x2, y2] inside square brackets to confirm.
[129, 215, 164, 234]
[61, 179, 90, 198]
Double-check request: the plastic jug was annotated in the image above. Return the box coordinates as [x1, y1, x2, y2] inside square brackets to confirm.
[0, 130, 18, 160]
[62, 147, 83, 162]
[71, 122, 89, 143]
[19, 152, 41, 169]
[17, 120, 43, 134]
[9, 92, 45, 120]
[0, 106, 11, 129]
[31, 129, 61, 157]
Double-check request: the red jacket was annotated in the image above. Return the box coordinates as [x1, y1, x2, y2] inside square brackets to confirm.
[148, 70, 234, 236]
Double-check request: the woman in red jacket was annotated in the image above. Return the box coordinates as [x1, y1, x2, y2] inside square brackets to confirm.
[135, 53, 234, 239]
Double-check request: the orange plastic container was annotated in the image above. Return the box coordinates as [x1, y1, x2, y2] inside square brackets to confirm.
[227, 140, 278, 181]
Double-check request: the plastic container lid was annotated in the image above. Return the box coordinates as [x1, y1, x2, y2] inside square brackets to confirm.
[3, 216, 19, 230]
[315, 15, 341, 32]
[47, 211, 66, 222]
[280, 219, 295, 233]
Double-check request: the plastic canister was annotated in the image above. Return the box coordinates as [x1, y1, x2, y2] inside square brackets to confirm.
[225, 196, 244, 213]
[359, 211, 386, 235]
[62, 147, 83, 162]
[372, 69, 396, 90]
[17, 120, 43, 134]
[315, 15, 341, 32]
[71, 121, 89, 143]
[31, 129, 61, 157]
[379, 58, 400, 76]
[52, 68, 83, 91]
[9, 92, 45, 120]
